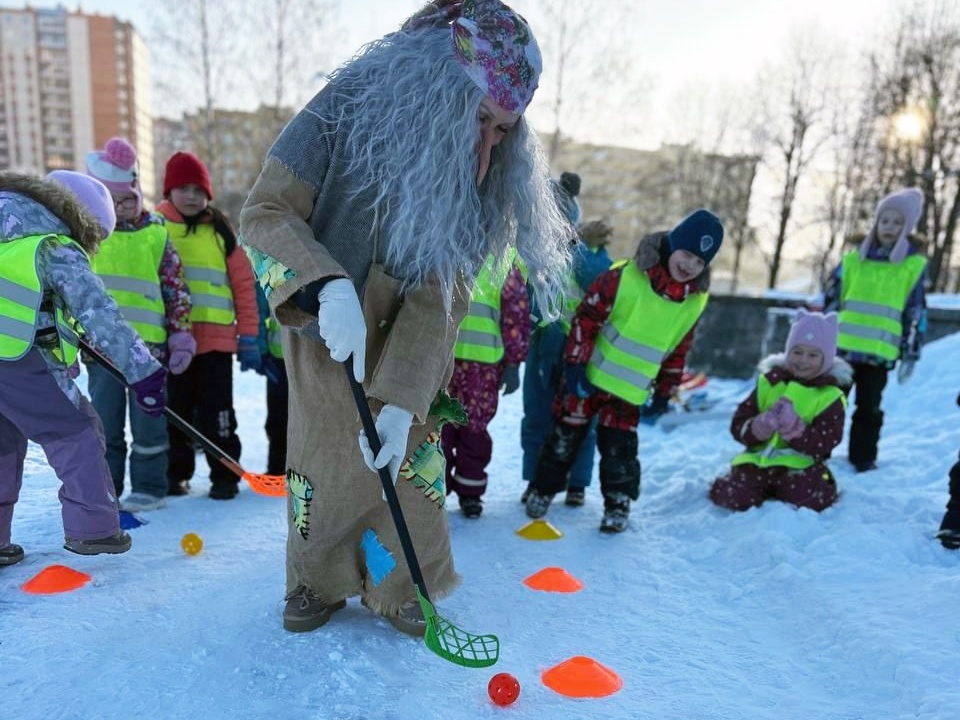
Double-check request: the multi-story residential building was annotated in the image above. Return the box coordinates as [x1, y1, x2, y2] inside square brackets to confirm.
[0, 6, 154, 198]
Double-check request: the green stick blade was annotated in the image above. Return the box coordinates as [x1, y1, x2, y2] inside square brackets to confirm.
[417, 589, 500, 668]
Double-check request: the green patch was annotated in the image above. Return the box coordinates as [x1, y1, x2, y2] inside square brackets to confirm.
[287, 469, 313, 539]
[240, 241, 296, 298]
[398, 431, 447, 508]
[429, 389, 468, 428]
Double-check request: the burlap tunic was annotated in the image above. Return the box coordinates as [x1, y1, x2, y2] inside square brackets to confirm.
[240, 156, 468, 616]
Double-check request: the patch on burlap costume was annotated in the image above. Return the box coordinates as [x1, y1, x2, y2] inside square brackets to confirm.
[286, 469, 313, 539]
[275, 259, 468, 616]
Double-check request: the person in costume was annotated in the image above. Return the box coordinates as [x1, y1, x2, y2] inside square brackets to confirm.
[240, 0, 571, 635]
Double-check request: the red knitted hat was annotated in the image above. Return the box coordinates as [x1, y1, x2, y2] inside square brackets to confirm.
[163, 151, 213, 199]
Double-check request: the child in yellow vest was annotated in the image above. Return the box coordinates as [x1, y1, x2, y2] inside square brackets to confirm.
[710, 311, 851, 512]
[524, 209, 723, 532]
[84, 138, 194, 511]
[156, 152, 260, 500]
[823, 188, 927, 473]
[0, 171, 166, 564]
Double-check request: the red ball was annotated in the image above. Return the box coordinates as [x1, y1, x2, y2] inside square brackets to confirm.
[488, 672, 521, 706]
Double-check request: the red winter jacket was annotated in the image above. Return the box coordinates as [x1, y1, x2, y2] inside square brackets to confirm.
[563, 232, 710, 400]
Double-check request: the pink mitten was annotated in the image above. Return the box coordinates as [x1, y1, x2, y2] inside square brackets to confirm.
[777, 399, 806, 440]
[167, 331, 196, 375]
[749, 410, 778, 441]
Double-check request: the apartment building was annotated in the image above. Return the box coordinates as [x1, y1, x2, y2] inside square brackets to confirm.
[0, 6, 154, 198]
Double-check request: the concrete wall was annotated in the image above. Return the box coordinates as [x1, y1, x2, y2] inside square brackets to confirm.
[688, 295, 960, 378]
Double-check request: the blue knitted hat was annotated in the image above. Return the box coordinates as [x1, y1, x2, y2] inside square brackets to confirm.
[667, 209, 724, 264]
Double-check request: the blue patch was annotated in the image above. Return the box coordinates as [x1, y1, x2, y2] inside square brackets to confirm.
[360, 529, 397, 587]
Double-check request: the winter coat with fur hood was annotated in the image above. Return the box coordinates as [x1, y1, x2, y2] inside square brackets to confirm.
[0, 173, 161, 403]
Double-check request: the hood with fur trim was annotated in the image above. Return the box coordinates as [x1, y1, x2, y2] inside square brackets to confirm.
[0, 172, 104, 255]
[757, 352, 853, 389]
[632, 231, 712, 293]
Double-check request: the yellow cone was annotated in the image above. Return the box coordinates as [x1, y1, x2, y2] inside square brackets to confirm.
[515, 519, 564, 540]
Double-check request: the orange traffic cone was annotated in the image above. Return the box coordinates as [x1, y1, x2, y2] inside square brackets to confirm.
[522, 567, 584, 593]
[21, 564, 92, 594]
[542, 655, 623, 698]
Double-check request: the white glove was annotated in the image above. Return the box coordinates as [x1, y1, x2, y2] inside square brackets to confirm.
[358, 405, 414, 484]
[318, 278, 366, 382]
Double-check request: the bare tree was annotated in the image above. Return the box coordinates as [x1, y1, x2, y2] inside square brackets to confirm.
[749, 26, 841, 290]
[148, 0, 244, 190]
[512, 0, 651, 160]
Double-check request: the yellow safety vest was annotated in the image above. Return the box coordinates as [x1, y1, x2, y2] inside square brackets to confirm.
[454, 252, 519, 364]
[837, 252, 926, 361]
[0, 234, 83, 365]
[586, 261, 707, 405]
[91, 222, 168, 343]
[266, 315, 284, 359]
[167, 221, 235, 326]
[732, 376, 846, 470]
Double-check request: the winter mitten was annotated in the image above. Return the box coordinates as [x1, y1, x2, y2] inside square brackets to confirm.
[131, 367, 167, 417]
[66, 361, 81, 380]
[563, 363, 596, 399]
[167, 331, 196, 375]
[318, 278, 366, 382]
[236, 335, 263, 374]
[749, 410, 779, 441]
[776, 400, 806, 440]
[358, 405, 413, 483]
[639, 393, 671, 426]
[500, 363, 521, 395]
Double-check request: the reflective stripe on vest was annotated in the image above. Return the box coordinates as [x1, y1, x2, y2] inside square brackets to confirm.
[0, 234, 83, 364]
[167, 220, 235, 325]
[837, 252, 926, 361]
[91, 222, 168, 343]
[731, 376, 846, 469]
[586, 261, 707, 405]
[454, 253, 516, 364]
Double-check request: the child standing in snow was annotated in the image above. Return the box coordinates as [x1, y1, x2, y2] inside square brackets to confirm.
[524, 209, 723, 532]
[520, 176, 613, 508]
[823, 188, 928, 473]
[83, 138, 194, 512]
[936, 393, 960, 549]
[157, 152, 260, 500]
[443, 254, 530, 518]
[0, 171, 166, 565]
[709, 311, 851, 512]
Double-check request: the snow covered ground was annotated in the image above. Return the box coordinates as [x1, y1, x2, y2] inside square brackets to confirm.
[3, 331, 960, 720]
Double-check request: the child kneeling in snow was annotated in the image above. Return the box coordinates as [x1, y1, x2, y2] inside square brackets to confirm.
[710, 311, 851, 512]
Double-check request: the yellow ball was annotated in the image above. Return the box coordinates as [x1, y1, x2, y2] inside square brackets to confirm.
[180, 532, 203, 555]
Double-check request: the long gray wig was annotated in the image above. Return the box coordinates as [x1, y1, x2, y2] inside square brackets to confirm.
[318, 26, 572, 318]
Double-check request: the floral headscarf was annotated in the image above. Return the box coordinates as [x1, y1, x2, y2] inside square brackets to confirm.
[404, 0, 542, 114]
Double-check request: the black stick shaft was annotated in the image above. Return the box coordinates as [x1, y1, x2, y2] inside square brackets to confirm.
[344, 362, 431, 603]
[79, 339, 245, 478]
